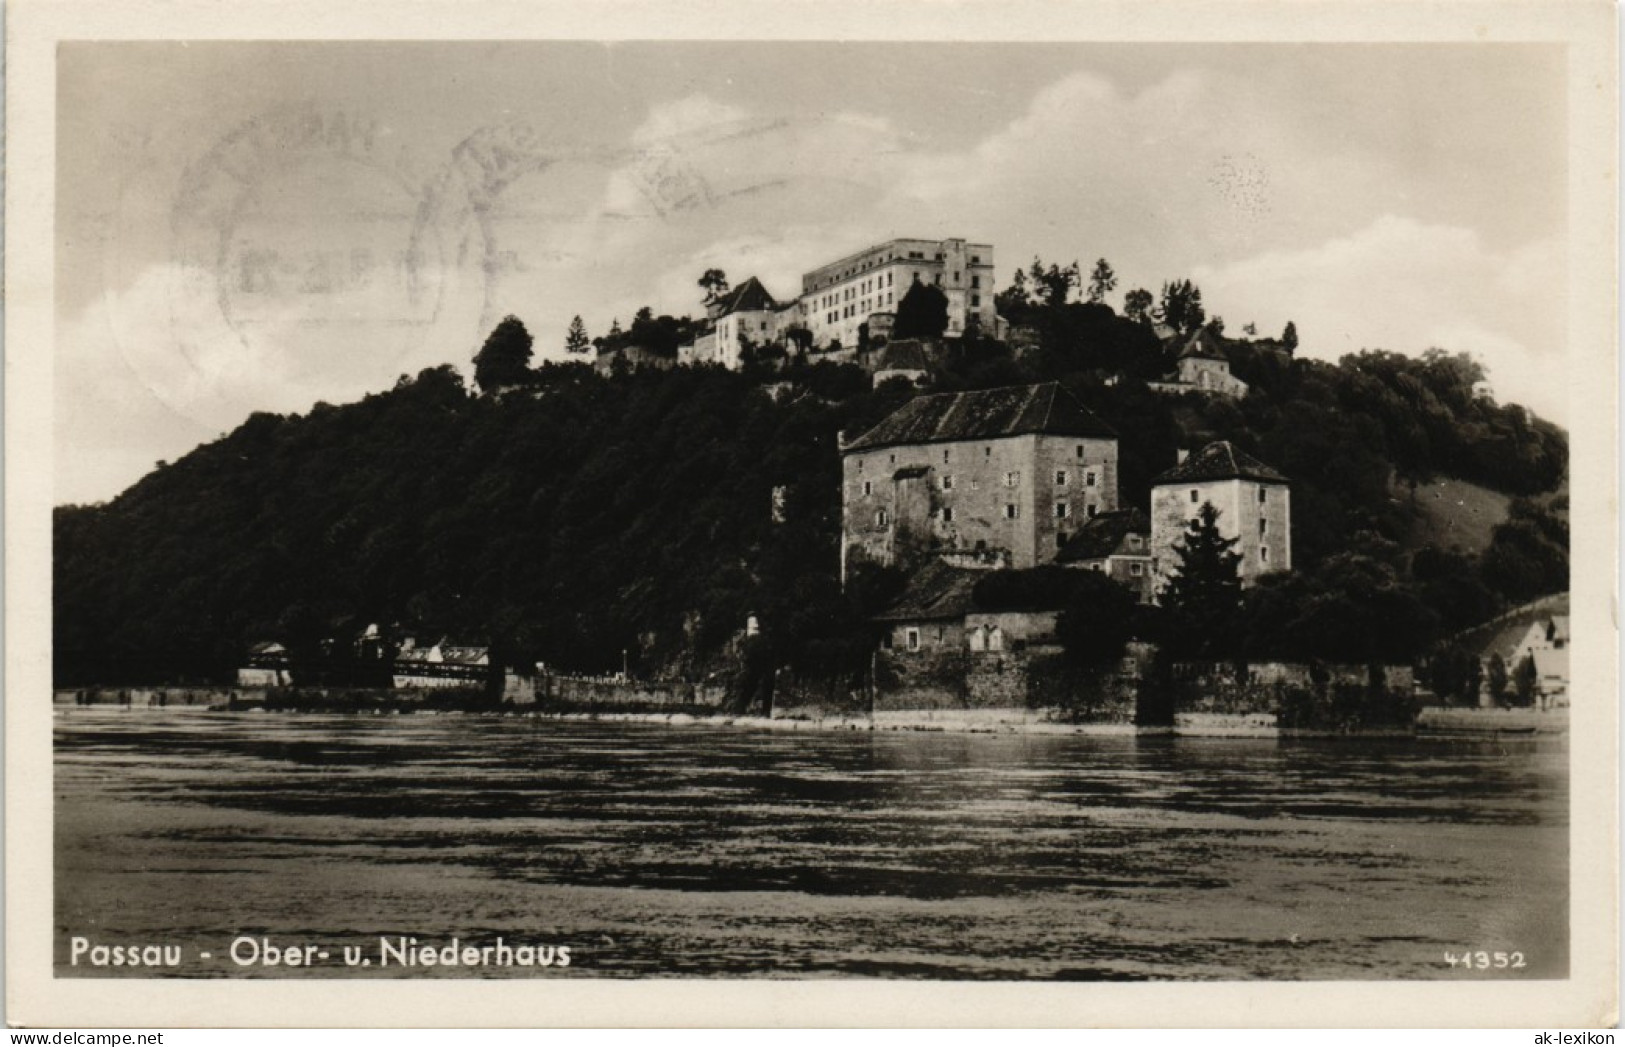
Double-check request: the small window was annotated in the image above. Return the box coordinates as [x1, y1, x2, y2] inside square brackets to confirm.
[1261, 546, 1270, 563]
[1004, 471, 1021, 488]
[1131, 562, 1144, 576]
[1056, 470, 1068, 486]
[876, 509, 889, 527]
[972, 275, 981, 288]
[1086, 471, 1096, 487]
[862, 480, 873, 496]
[943, 449, 950, 464]
[1128, 535, 1141, 548]
[1056, 502, 1070, 519]
[1090, 563, 1103, 572]
[1259, 488, 1268, 504]
[1260, 518, 1268, 536]
[941, 475, 955, 491]
[890, 454, 897, 465]
[971, 295, 981, 307]
[941, 507, 954, 523]
[985, 446, 992, 458]
[905, 628, 920, 651]
[1005, 504, 1019, 519]
[1087, 505, 1098, 518]
[1190, 489, 1200, 504]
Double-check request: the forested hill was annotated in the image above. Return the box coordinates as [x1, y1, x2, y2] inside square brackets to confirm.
[54, 317, 1568, 686]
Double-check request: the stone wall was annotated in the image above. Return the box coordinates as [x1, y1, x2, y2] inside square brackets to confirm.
[532, 672, 725, 709]
[875, 645, 1141, 723]
[1150, 660, 1416, 729]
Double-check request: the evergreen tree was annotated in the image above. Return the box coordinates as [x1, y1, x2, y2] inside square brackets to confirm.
[1159, 280, 1206, 334]
[1161, 502, 1242, 654]
[1485, 652, 1509, 705]
[564, 315, 590, 355]
[1086, 258, 1117, 304]
[472, 315, 534, 393]
[1282, 320, 1299, 354]
[995, 268, 1031, 314]
[1123, 288, 1154, 324]
[1512, 653, 1538, 707]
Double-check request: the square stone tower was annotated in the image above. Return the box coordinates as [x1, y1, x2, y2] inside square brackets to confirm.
[1149, 441, 1290, 593]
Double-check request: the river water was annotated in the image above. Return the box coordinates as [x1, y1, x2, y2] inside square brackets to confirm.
[54, 709, 1567, 980]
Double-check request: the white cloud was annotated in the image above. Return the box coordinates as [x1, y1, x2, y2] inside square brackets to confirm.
[1193, 216, 1567, 423]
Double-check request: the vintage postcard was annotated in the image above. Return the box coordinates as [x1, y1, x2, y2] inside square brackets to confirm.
[6, 0, 1618, 1029]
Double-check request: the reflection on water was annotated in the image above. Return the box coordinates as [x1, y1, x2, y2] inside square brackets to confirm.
[55, 710, 1567, 980]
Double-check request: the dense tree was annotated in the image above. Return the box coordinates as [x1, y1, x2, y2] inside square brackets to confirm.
[995, 268, 1032, 314]
[1480, 500, 1568, 602]
[1033, 259, 1080, 308]
[564, 315, 590, 355]
[473, 315, 535, 393]
[1159, 502, 1241, 655]
[893, 277, 950, 340]
[1123, 288, 1154, 324]
[1055, 571, 1140, 665]
[698, 268, 729, 303]
[1086, 258, 1117, 305]
[1282, 321, 1299, 354]
[1485, 653, 1509, 705]
[1158, 280, 1206, 334]
[1511, 653, 1538, 707]
[1425, 640, 1482, 704]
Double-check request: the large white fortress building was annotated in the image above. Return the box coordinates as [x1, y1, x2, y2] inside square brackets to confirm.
[801, 237, 996, 351]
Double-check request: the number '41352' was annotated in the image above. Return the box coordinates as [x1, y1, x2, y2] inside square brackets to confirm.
[1445, 951, 1526, 970]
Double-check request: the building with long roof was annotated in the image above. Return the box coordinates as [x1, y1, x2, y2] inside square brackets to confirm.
[839, 381, 1118, 580]
[802, 237, 995, 351]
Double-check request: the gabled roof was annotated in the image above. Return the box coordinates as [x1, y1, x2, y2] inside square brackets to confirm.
[873, 561, 983, 622]
[1445, 592, 1569, 661]
[871, 339, 932, 372]
[1152, 441, 1288, 485]
[844, 382, 1117, 452]
[1175, 327, 1231, 362]
[1056, 508, 1150, 563]
[711, 276, 778, 317]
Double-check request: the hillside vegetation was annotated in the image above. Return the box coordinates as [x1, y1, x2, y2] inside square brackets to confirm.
[55, 302, 1568, 687]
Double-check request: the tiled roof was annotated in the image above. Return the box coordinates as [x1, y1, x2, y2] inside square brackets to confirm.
[1152, 441, 1288, 485]
[844, 382, 1116, 452]
[1056, 508, 1150, 563]
[711, 276, 778, 317]
[1448, 592, 1570, 660]
[872, 339, 932, 372]
[873, 561, 984, 622]
[1176, 327, 1231, 361]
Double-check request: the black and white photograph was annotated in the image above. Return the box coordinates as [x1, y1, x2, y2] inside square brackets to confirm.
[7, 0, 1617, 1030]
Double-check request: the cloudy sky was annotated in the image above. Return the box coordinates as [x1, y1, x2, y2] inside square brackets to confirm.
[57, 42, 1567, 505]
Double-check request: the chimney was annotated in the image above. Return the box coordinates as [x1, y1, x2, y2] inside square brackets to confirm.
[1176, 448, 1190, 464]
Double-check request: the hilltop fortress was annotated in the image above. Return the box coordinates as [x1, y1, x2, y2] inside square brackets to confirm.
[676, 236, 997, 367]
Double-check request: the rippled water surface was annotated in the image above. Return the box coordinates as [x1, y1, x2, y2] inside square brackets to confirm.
[55, 709, 1567, 979]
